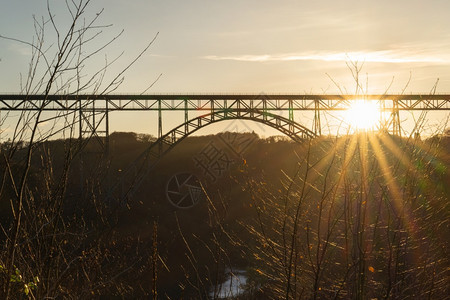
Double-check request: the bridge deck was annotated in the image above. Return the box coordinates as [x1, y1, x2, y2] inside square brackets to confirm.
[0, 94, 449, 111]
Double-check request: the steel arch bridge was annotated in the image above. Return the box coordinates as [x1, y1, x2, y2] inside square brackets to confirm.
[1, 94, 449, 200]
[1, 94, 449, 144]
[115, 109, 316, 200]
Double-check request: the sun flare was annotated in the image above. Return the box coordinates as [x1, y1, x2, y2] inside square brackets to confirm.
[344, 101, 380, 131]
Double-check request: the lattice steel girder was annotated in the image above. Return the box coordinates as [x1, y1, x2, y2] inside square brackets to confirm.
[1, 94, 450, 111]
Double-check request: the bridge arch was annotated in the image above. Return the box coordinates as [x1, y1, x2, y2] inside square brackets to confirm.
[115, 109, 316, 200]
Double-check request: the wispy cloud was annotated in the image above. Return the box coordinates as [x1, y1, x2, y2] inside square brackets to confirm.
[202, 50, 448, 64]
[8, 43, 32, 56]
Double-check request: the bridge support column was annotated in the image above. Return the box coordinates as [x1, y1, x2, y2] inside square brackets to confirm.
[313, 99, 321, 136]
[78, 97, 109, 194]
[158, 99, 163, 154]
[236, 99, 241, 117]
[105, 100, 109, 157]
[379, 99, 386, 132]
[288, 99, 294, 134]
[158, 100, 162, 139]
[391, 100, 401, 136]
[263, 100, 267, 121]
[224, 100, 228, 118]
[78, 97, 109, 154]
[184, 99, 188, 135]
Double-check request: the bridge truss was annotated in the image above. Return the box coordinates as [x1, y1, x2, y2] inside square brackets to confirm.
[1, 93, 449, 139]
[1, 94, 449, 200]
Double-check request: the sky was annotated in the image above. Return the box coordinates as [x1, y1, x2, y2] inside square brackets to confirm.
[0, 0, 449, 136]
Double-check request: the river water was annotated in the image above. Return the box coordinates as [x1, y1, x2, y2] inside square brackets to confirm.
[209, 268, 248, 299]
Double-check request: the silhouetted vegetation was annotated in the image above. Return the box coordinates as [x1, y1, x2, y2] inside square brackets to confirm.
[1, 131, 449, 298]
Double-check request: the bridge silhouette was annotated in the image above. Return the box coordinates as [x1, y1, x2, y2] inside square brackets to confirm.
[1, 94, 449, 200]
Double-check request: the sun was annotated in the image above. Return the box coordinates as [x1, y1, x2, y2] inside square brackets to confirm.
[344, 100, 380, 131]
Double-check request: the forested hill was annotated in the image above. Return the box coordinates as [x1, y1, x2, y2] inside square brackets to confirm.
[1, 131, 449, 298]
